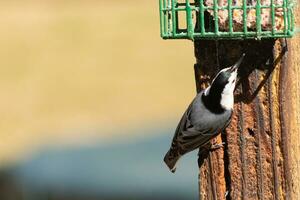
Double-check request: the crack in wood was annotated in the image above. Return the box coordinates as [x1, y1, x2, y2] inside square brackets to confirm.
[238, 102, 247, 200]
[278, 39, 291, 200]
[253, 70, 265, 200]
[268, 47, 280, 200]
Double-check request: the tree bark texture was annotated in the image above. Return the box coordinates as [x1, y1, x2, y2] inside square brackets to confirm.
[194, 32, 299, 199]
[287, 4, 300, 199]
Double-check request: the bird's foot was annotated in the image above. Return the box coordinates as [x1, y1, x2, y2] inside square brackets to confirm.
[198, 142, 225, 157]
[210, 142, 225, 151]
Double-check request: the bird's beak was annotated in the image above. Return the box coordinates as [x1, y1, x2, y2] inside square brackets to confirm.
[230, 53, 245, 72]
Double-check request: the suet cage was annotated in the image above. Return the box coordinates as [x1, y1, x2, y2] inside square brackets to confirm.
[159, 0, 295, 40]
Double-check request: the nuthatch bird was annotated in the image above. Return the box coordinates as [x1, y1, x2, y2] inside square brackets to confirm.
[164, 54, 245, 173]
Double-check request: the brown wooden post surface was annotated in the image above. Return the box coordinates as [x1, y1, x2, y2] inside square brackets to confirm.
[194, 9, 300, 198]
[287, 4, 300, 199]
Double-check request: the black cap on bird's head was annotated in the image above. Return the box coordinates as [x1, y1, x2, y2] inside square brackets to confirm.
[212, 53, 245, 86]
[209, 53, 245, 90]
[202, 54, 245, 113]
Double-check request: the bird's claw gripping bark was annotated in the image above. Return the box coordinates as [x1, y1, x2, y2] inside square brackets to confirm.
[210, 142, 225, 151]
[198, 142, 225, 156]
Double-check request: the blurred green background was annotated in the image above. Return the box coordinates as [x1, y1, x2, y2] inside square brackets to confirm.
[0, 1, 199, 199]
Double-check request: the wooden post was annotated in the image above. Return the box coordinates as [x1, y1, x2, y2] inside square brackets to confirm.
[287, 5, 300, 199]
[194, 12, 300, 198]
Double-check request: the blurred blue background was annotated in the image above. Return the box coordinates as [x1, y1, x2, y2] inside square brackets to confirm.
[1, 127, 199, 199]
[0, 0, 198, 199]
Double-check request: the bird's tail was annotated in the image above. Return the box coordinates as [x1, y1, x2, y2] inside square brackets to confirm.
[164, 149, 181, 173]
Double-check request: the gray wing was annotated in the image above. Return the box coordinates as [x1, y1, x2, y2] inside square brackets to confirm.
[171, 95, 232, 155]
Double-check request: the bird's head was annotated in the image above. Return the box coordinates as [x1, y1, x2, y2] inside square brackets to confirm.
[203, 54, 245, 113]
[210, 53, 244, 94]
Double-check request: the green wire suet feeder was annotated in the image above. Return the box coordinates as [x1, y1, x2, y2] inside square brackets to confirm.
[159, 0, 295, 40]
